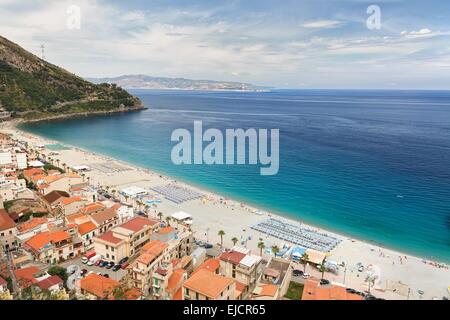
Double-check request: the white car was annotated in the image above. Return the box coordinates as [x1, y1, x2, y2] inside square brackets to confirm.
[81, 257, 89, 264]
[302, 273, 311, 279]
[87, 260, 94, 266]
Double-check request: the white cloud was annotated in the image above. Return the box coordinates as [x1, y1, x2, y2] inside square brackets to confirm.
[301, 20, 344, 29]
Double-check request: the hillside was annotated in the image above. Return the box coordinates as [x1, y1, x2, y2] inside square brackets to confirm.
[0, 36, 143, 121]
[88, 74, 271, 92]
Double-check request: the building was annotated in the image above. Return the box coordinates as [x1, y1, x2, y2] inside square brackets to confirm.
[77, 221, 98, 250]
[182, 269, 236, 300]
[35, 173, 84, 194]
[302, 278, 364, 300]
[129, 227, 193, 296]
[152, 265, 187, 300]
[0, 209, 17, 251]
[252, 257, 292, 300]
[219, 247, 262, 298]
[59, 196, 88, 216]
[79, 273, 119, 300]
[93, 216, 159, 264]
[41, 190, 70, 213]
[90, 204, 120, 234]
[36, 275, 64, 293]
[24, 230, 74, 264]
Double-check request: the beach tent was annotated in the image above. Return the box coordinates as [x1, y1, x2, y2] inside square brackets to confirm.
[72, 165, 91, 172]
[171, 211, 192, 222]
[120, 186, 147, 198]
[291, 246, 306, 261]
[28, 160, 44, 167]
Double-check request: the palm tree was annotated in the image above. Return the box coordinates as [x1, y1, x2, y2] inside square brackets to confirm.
[257, 241, 265, 256]
[218, 230, 225, 247]
[271, 245, 279, 257]
[318, 261, 327, 280]
[231, 237, 239, 246]
[300, 252, 309, 272]
[165, 216, 171, 226]
[157, 212, 163, 222]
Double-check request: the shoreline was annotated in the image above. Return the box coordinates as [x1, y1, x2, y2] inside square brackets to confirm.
[3, 120, 450, 300]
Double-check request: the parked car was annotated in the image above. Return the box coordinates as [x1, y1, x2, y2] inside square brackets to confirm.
[358, 265, 365, 272]
[121, 262, 129, 270]
[302, 273, 311, 279]
[99, 261, 109, 268]
[95, 259, 104, 266]
[292, 269, 303, 277]
[103, 274, 110, 278]
[105, 262, 114, 269]
[119, 257, 129, 265]
[81, 257, 89, 264]
[204, 243, 213, 249]
[320, 279, 330, 285]
[80, 269, 88, 276]
[112, 264, 121, 271]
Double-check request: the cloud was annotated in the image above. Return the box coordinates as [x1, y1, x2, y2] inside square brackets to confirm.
[301, 20, 344, 29]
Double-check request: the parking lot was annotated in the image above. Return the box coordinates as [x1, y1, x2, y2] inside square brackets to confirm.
[59, 257, 127, 281]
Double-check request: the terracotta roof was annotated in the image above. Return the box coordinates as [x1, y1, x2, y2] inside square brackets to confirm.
[141, 240, 168, 257]
[42, 190, 70, 205]
[78, 221, 97, 235]
[66, 212, 88, 224]
[14, 266, 40, 287]
[81, 202, 105, 214]
[195, 258, 220, 274]
[80, 273, 119, 298]
[183, 269, 234, 299]
[235, 280, 247, 298]
[23, 168, 44, 179]
[96, 231, 122, 245]
[17, 217, 48, 233]
[61, 196, 84, 206]
[220, 251, 246, 265]
[137, 252, 156, 265]
[167, 269, 185, 293]
[90, 205, 119, 225]
[253, 284, 278, 297]
[158, 226, 174, 234]
[0, 209, 15, 231]
[37, 275, 63, 290]
[25, 231, 70, 251]
[120, 216, 158, 232]
[302, 279, 363, 301]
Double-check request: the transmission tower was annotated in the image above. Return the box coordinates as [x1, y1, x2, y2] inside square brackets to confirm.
[40, 44, 45, 60]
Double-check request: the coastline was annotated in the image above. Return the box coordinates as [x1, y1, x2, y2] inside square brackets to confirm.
[12, 105, 147, 124]
[3, 119, 450, 300]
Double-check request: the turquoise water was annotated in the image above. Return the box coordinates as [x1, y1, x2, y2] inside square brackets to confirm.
[20, 89, 450, 262]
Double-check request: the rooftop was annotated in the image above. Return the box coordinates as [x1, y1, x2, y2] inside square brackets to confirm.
[25, 230, 71, 251]
[80, 273, 119, 298]
[77, 221, 97, 235]
[302, 278, 363, 301]
[0, 208, 16, 231]
[96, 231, 123, 245]
[37, 275, 63, 290]
[120, 216, 158, 232]
[183, 269, 234, 299]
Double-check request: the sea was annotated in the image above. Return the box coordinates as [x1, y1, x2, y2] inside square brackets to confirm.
[20, 89, 450, 262]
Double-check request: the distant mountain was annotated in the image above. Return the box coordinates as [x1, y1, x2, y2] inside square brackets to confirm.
[0, 35, 143, 121]
[87, 75, 271, 92]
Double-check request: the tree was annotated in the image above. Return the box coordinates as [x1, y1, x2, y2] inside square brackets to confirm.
[47, 266, 68, 285]
[300, 253, 309, 272]
[165, 216, 171, 226]
[157, 212, 163, 222]
[271, 245, 279, 256]
[218, 230, 225, 247]
[318, 262, 327, 280]
[50, 289, 69, 300]
[257, 241, 265, 256]
[0, 291, 13, 300]
[231, 237, 239, 246]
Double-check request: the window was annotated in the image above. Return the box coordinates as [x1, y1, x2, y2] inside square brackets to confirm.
[105, 245, 109, 250]
[111, 255, 115, 260]
[111, 247, 114, 252]
[106, 254, 110, 258]
[185, 288, 189, 295]
[195, 292, 199, 300]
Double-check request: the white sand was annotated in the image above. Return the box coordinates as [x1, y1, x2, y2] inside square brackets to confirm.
[3, 124, 449, 300]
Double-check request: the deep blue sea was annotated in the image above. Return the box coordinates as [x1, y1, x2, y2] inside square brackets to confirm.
[20, 90, 450, 262]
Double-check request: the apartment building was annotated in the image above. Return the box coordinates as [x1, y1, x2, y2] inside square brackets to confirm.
[24, 230, 74, 264]
[93, 216, 159, 264]
[0, 208, 17, 251]
[182, 269, 236, 300]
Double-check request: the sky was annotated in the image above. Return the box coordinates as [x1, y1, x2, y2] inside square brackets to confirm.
[1, 0, 449, 89]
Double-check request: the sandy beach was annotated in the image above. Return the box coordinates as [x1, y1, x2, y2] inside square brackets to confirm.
[3, 123, 449, 300]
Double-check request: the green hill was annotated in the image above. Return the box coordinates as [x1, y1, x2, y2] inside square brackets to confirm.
[0, 35, 143, 121]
